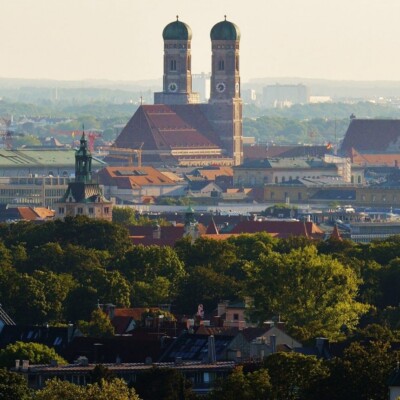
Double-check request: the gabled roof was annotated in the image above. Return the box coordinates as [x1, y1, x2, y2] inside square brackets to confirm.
[341, 119, 400, 154]
[349, 148, 400, 166]
[230, 220, 324, 239]
[97, 166, 179, 189]
[236, 157, 335, 170]
[244, 145, 329, 161]
[115, 104, 221, 152]
[193, 166, 233, 180]
[330, 225, 343, 241]
[128, 225, 185, 247]
[205, 218, 219, 235]
[59, 182, 110, 204]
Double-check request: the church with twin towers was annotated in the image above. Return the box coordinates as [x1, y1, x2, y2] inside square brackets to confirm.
[114, 17, 243, 166]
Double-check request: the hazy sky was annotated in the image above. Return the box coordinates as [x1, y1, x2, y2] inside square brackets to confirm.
[2, 0, 400, 82]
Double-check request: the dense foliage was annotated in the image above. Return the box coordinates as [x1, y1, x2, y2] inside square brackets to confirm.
[0, 217, 400, 343]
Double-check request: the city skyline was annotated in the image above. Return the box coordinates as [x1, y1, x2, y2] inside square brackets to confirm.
[2, 0, 400, 83]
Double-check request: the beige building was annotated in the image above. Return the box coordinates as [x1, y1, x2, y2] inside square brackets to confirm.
[263, 183, 400, 207]
[234, 157, 340, 187]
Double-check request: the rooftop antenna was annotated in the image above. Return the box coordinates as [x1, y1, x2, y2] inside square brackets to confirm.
[176, 15, 179, 21]
[224, 15, 227, 20]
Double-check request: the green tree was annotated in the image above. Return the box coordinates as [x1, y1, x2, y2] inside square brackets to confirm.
[132, 277, 171, 306]
[175, 266, 239, 315]
[264, 352, 329, 400]
[0, 342, 66, 368]
[77, 309, 115, 338]
[320, 340, 399, 400]
[35, 379, 86, 400]
[134, 367, 195, 400]
[112, 207, 137, 226]
[86, 378, 141, 400]
[32, 270, 76, 322]
[210, 366, 272, 400]
[0, 368, 32, 400]
[245, 246, 369, 340]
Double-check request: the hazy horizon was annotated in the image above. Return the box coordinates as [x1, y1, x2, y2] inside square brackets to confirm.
[2, 0, 400, 83]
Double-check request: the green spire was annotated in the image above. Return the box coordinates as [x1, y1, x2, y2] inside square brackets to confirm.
[75, 125, 92, 183]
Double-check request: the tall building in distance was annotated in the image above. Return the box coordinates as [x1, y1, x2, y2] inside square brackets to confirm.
[113, 17, 243, 166]
[262, 84, 309, 108]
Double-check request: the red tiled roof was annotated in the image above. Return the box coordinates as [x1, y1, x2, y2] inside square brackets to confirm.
[196, 167, 233, 180]
[17, 207, 40, 220]
[230, 220, 324, 239]
[115, 104, 221, 153]
[350, 148, 400, 166]
[114, 308, 161, 320]
[330, 225, 343, 241]
[341, 119, 400, 154]
[97, 166, 177, 189]
[129, 225, 185, 247]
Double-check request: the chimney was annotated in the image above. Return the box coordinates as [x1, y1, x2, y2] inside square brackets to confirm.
[316, 337, 328, 356]
[208, 335, 217, 364]
[153, 224, 161, 239]
[217, 300, 229, 317]
[67, 324, 74, 343]
[270, 334, 277, 354]
[21, 360, 29, 371]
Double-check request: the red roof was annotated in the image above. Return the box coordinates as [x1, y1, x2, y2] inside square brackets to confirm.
[115, 104, 221, 153]
[230, 220, 324, 239]
[330, 225, 343, 241]
[129, 225, 185, 247]
[350, 148, 400, 166]
[341, 119, 400, 154]
[97, 166, 177, 189]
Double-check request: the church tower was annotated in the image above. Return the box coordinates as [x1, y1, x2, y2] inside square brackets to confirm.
[207, 17, 243, 165]
[154, 17, 199, 105]
[55, 130, 112, 221]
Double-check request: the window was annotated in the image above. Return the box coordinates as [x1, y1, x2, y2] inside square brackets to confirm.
[104, 207, 110, 214]
[58, 207, 64, 214]
[233, 313, 239, 321]
[89, 208, 94, 214]
[77, 207, 83, 214]
[170, 59, 177, 71]
[358, 176, 361, 184]
[275, 177, 278, 184]
[218, 59, 225, 70]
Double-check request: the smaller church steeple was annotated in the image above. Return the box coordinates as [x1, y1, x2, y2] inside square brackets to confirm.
[75, 127, 92, 183]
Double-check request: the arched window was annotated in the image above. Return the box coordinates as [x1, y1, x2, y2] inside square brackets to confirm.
[218, 60, 225, 71]
[170, 60, 177, 71]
